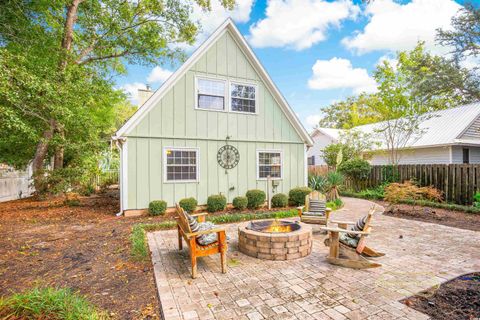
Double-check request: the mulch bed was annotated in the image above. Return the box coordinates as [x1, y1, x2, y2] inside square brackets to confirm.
[402, 273, 480, 320]
[377, 201, 480, 231]
[0, 192, 293, 319]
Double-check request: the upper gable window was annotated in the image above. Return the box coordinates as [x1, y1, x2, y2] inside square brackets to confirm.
[196, 77, 226, 111]
[230, 82, 257, 113]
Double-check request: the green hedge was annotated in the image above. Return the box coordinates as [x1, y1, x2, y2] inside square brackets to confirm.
[232, 196, 248, 210]
[289, 187, 312, 206]
[207, 194, 227, 212]
[148, 200, 167, 216]
[179, 197, 198, 213]
[246, 189, 266, 209]
[271, 193, 288, 208]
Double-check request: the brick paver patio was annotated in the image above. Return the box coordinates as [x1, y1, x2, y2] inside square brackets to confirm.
[148, 198, 480, 320]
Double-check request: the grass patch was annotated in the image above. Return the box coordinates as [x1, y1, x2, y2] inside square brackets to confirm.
[342, 191, 480, 214]
[326, 198, 343, 211]
[130, 209, 298, 261]
[0, 287, 108, 320]
[130, 221, 176, 261]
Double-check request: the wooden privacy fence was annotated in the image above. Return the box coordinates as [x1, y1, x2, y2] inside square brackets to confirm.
[308, 164, 480, 205]
[87, 170, 119, 189]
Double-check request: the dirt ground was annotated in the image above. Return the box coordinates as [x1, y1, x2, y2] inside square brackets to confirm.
[377, 201, 480, 231]
[402, 272, 480, 320]
[0, 191, 164, 319]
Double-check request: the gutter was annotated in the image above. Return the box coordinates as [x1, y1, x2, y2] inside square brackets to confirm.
[113, 136, 126, 217]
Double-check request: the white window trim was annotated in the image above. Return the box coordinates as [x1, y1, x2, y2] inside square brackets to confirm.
[163, 146, 200, 183]
[229, 80, 259, 115]
[256, 149, 283, 180]
[194, 76, 228, 112]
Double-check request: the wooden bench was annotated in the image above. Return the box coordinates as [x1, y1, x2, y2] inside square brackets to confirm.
[297, 190, 332, 226]
[175, 204, 227, 278]
[321, 207, 384, 269]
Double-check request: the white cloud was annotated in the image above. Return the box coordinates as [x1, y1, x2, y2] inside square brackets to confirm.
[147, 66, 173, 84]
[305, 114, 322, 129]
[376, 54, 398, 70]
[342, 0, 462, 54]
[121, 82, 145, 105]
[248, 0, 359, 50]
[179, 0, 254, 50]
[308, 57, 377, 94]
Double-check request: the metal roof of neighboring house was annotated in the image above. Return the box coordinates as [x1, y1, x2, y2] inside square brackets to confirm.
[317, 102, 480, 150]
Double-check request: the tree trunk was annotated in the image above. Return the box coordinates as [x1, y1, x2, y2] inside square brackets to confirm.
[32, 121, 55, 190]
[52, 0, 82, 169]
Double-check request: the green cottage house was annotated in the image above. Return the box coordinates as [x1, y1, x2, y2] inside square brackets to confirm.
[113, 19, 313, 214]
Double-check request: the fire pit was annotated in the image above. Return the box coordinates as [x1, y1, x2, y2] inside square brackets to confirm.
[238, 219, 312, 260]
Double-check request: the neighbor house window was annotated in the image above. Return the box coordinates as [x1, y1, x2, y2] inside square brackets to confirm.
[164, 148, 199, 182]
[231, 83, 256, 113]
[196, 78, 225, 110]
[257, 150, 282, 179]
[308, 156, 315, 165]
[463, 148, 470, 164]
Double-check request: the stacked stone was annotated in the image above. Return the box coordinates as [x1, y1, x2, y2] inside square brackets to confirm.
[238, 222, 312, 260]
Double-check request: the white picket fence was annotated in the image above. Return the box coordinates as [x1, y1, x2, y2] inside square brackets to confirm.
[0, 165, 33, 202]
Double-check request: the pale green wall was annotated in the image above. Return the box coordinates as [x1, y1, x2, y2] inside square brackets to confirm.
[125, 30, 306, 209]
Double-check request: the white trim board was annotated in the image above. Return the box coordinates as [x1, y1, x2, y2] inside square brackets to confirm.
[113, 18, 313, 147]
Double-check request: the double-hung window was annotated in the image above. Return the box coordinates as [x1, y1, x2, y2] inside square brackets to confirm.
[257, 150, 282, 179]
[231, 83, 256, 113]
[196, 78, 226, 111]
[164, 148, 199, 182]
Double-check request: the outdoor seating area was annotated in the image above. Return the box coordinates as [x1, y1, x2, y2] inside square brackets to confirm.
[148, 198, 479, 320]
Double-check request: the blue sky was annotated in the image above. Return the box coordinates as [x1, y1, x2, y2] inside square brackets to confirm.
[116, 0, 468, 130]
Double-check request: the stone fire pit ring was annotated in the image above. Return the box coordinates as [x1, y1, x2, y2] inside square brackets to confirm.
[238, 220, 313, 260]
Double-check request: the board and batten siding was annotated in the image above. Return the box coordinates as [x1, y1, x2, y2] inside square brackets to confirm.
[124, 30, 306, 209]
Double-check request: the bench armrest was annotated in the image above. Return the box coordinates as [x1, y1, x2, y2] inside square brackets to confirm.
[320, 227, 371, 235]
[185, 228, 226, 238]
[329, 219, 356, 225]
[190, 212, 208, 217]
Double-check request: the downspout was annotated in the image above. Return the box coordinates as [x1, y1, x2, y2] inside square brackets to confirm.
[113, 137, 126, 216]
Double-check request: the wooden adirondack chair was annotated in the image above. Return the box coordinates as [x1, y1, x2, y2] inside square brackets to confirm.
[321, 207, 385, 269]
[175, 204, 227, 278]
[297, 190, 332, 226]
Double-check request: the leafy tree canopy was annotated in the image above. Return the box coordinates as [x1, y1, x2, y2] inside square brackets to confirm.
[0, 0, 233, 180]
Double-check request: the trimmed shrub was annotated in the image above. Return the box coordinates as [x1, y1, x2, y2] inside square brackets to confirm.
[384, 180, 443, 203]
[338, 158, 371, 191]
[246, 189, 266, 209]
[207, 194, 227, 212]
[179, 197, 198, 213]
[288, 187, 312, 206]
[148, 200, 167, 216]
[271, 193, 288, 208]
[232, 196, 248, 210]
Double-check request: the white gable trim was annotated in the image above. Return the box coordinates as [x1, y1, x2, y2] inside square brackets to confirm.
[114, 18, 313, 146]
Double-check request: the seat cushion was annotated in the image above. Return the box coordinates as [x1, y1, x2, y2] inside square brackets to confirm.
[196, 222, 219, 246]
[347, 215, 368, 239]
[339, 232, 359, 248]
[185, 212, 200, 232]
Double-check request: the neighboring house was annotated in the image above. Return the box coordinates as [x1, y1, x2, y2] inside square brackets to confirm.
[309, 102, 480, 165]
[0, 164, 33, 202]
[113, 19, 313, 213]
[307, 128, 342, 165]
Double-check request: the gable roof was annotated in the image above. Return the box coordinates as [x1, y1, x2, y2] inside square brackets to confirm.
[114, 18, 313, 146]
[312, 128, 342, 141]
[318, 102, 480, 150]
